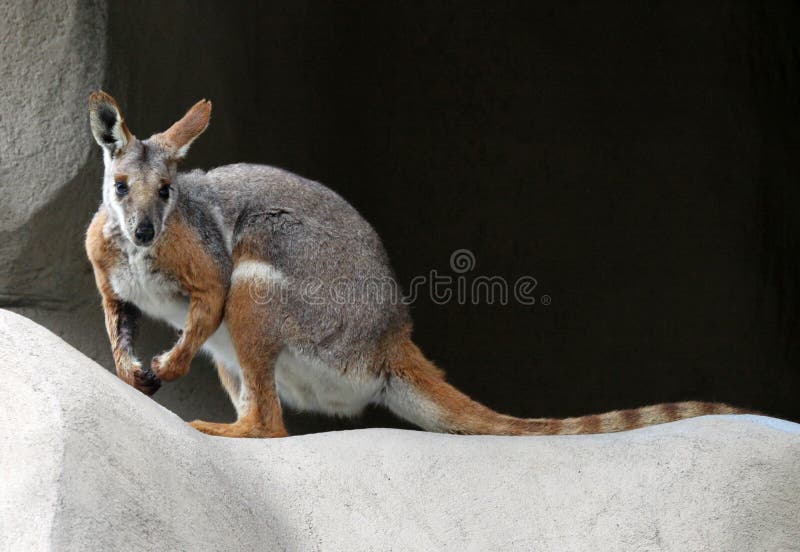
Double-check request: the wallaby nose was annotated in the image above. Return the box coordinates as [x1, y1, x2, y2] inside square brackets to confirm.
[134, 219, 155, 245]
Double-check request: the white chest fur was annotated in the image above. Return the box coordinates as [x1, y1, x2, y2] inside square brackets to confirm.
[108, 247, 186, 327]
[108, 245, 240, 370]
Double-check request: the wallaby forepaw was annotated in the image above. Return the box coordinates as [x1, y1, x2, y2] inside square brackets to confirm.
[117, 357, 160, 396]
[151, 350, 188, 382]
[133, 367, 161, 396]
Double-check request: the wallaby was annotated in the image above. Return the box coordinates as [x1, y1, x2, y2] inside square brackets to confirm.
[85, 91, 742, 438]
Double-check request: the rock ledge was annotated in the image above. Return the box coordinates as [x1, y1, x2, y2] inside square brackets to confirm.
[1, 310, 798, 551]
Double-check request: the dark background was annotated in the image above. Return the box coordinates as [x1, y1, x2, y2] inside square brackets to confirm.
[99, 1, 799, 431]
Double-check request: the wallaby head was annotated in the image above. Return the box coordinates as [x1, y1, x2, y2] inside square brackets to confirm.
[88, 91, 211, 247]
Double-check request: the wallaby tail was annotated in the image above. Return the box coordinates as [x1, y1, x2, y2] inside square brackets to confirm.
[383, 338, 744, 435]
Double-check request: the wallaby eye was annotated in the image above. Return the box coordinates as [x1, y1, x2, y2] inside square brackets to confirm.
[158, 185, 171, 200]
[115, 180, 129, 197]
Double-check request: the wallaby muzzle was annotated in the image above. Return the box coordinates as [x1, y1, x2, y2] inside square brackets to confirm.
[133, 218, 155, 246]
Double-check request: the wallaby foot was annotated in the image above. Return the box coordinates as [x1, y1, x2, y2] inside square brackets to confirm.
[189, 419, 288, 438]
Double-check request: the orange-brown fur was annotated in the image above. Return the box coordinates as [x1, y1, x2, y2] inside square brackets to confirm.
[85, 208, 154, 392]
[86, 206, 226, 390]
[154, 99, 212, 158]
[214, 360, 242, 410]
[148, 215, 226, 381]
[86, 210, 125, 368]
[190, 278, 287, 438]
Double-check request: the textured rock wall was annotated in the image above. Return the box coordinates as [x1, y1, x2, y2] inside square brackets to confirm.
[0, 0, 105, 314]
[1, 2, 799, 432]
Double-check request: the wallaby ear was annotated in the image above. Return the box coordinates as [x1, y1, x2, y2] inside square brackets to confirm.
[88, 91, 132, 156]
[154, 99, 212, 160]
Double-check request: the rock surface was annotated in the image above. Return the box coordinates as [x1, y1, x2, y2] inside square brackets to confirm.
[0, 0, 105, 304]
[0, 0, 105, 236]
[1, 309, 799, 551]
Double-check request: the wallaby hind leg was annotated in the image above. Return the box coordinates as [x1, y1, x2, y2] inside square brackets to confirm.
[190, 269, 287, 438]
[214, 360, 243, 417]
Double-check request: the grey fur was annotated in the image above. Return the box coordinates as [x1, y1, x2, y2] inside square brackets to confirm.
[178, 163, 410, 369]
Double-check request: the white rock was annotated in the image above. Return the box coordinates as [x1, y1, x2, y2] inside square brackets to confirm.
[1, 309, 798, 551]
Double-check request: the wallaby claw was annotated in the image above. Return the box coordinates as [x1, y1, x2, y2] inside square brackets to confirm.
[133, 368, 161, 396]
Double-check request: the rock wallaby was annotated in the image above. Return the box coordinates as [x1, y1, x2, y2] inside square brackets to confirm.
[85, 92, 742, 437]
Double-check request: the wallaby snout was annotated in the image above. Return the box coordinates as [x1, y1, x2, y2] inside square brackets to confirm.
[111, 170, 171, 248]
[134, 218, 155, 246]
